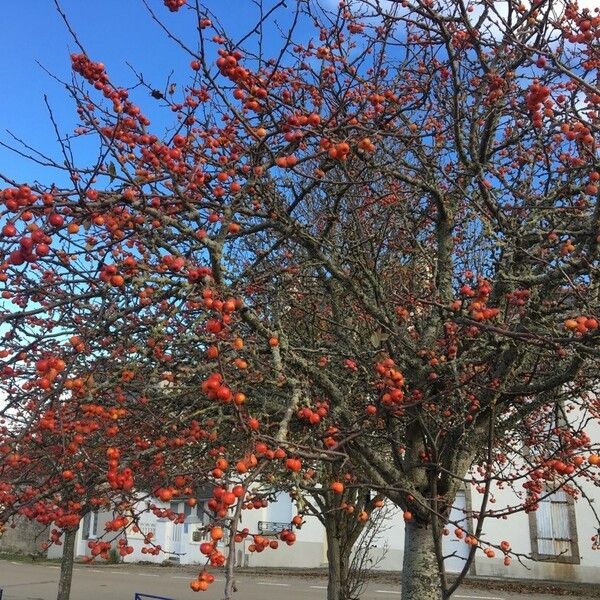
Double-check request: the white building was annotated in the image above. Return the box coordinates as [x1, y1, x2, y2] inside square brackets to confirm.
[47, 416, 600, 584]
[46, 479, 599, 584]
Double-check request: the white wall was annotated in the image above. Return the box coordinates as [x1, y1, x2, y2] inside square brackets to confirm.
[44, 405, 600, 585]
[241, 492, 327, 568]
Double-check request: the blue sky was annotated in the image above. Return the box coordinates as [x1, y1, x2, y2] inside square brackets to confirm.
[4, 0, 594, 187]
[0, 0, 311, 185]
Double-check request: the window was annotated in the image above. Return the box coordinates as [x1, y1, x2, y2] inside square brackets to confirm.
[529, 489, 580, 564]
[82, 512, 99, 540]
[266, 493, 293, 524]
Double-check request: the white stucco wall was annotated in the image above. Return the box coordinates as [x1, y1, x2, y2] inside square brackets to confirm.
[44, 406, 600, 584]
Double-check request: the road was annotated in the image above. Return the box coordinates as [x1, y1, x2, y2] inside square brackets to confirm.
[0, 560, 593, 600]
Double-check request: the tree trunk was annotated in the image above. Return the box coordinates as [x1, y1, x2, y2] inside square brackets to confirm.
[326, 523, 350, 600]
[57, 528, 78, 600]
[401, 520, 442, 600]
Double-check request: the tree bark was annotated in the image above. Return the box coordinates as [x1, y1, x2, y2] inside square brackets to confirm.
[401, 521, 442, 600]
[223, 497, 243, 600]
[57, 527, 78, 600]
[325, 521, 350, 600]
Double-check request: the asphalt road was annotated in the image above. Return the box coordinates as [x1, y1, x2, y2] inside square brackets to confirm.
[0, 560, 593, 600]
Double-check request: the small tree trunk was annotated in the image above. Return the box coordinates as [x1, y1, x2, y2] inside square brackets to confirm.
[57, 528, 78, 600]
[326, 523, 350, 600]
[223, 496, 244, 600]
[401, 520, 441, 600]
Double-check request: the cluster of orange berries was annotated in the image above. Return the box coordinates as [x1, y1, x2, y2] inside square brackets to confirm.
[275, 154, 299, 168]
[457, 278, 499, 321]
[198, 528, 227, 568]
[116, 537, 134, 557]
[526, 80, 552, 128]
[296, 401, 329, 425]
[38, 410, 57, 431]
[154, 487, 178, 502]
[326, 141, 351, 160]
[187, 265, 212, 283]
[164, 0, 186, 11]
[86, 539, 113, 559]
[107, 467, 134, 492]
[207, 484, 246, 517]
[564, 8, 600, 44]
[71, 54, 109, 86]
[190, 570, 216, 592]
[375, 358, 405, 406]
[34, 356, 66, 391]
[506, 288, 530, 307]
[255, 442, 289, 461]
[7, 226, 54, 266]
[561, 120, 595, 146]
[280, 529, 297, 545]
[69, 335, 86, 353]
[564, 316, 598, 334]
[584, 171, 599, 196]
[201, 372, 234, 404]
[161, 254, 186, 272]
[1, 185, 38, 212]
[247, 533, 280, 553]
[234, 454, 258, 474]
[72, 51, 149, 119]
[105, 515, 129, 532]
[245, 497, 269, 511]
[203, 290, 242, 316]
[99, 264, 125, 287]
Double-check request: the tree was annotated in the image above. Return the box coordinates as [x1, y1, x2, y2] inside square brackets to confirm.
[1, 1, 600, 600]
[300, 469, 385, 600]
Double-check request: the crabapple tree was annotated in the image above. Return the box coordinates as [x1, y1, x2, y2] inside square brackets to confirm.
[1, 1, 600, 600]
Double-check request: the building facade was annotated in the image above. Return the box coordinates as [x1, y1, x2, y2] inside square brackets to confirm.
[44, 416, 600, 583]
[43, 479, 600, 584]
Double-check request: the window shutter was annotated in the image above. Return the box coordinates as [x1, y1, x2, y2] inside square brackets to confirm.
[535, 492, 572, 557]
[82, 512, 91, 539]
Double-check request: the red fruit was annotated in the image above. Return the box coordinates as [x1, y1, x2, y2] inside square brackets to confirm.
[2, 224, 17, 236]
[36, 243, 50, 256]
[330, 481, 344, 494]
[48, 213, 65, 227]
[200, 542, 213, 555]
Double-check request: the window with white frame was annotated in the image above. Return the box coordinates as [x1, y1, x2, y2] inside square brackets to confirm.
[81, 511, 99, 540]
[529, 489, 580, 564]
